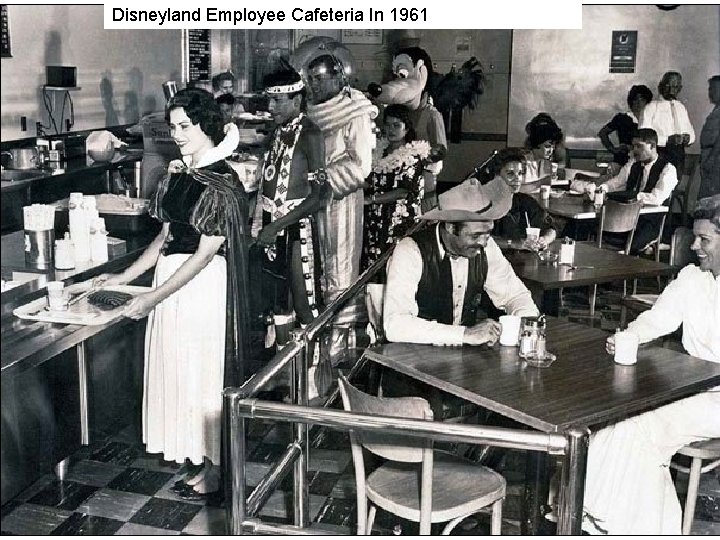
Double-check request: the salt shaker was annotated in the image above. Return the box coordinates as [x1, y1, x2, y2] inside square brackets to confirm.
[559, 237, 575, 265]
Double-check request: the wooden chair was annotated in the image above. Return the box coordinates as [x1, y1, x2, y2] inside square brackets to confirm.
[588, 199, 642, 319]
[668, 153, 701, 230]
[338, 375, 506, 535]
[620, 227, 696, 327]
[671, 439, 720, 535]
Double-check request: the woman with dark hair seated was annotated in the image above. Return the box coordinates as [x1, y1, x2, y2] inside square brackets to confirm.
[361, 104, 429, 271]
[93, 88, 250, 499]
[598, 84, 653, 167]
[487, 147, 557, 246]
[524, 113, 566, 183]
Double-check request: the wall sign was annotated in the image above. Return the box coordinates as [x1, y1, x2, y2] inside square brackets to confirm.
[609, 30, 637, 73]
[187, 29, 211, 82]
[341, 29, 382, 45]
[1, 5, 11, 58]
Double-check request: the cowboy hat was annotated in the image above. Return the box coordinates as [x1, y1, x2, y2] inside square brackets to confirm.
[421, 177, 512, 222]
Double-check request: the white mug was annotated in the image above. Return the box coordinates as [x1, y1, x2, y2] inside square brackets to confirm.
[614, 331, 639, 365]
[499, 315, 521, 346]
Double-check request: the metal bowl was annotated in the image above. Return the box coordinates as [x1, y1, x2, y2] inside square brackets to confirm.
[88, 147, 115, 162]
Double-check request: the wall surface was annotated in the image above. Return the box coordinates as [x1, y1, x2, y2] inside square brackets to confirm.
[0, 5, 182, 141]
[508, 4, 720, 151]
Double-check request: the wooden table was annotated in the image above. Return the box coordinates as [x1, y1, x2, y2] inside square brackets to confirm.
[530, 191, 668, 220]
[364, 318, 720, 534]
[500, 240, 676, 311]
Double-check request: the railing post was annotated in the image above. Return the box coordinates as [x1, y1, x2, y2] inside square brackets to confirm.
[224, 390, 247, 535]
[292, 330, 309, 527]
[557, 427, 590, 535]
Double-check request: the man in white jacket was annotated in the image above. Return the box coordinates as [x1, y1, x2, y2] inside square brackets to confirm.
[583, 195, 720, 535]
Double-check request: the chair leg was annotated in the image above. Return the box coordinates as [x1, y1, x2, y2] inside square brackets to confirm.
[366, 505, 377, 535]
[683, 457, 702, 535]
[589, 285, 597, 324]
[491, 498, 504, 535]
[441, 515, 466, 535]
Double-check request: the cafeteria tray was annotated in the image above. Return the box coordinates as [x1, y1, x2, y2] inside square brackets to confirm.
[13, 285, 152, 326]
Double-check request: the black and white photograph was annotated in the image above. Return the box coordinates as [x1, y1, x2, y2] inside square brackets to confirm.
[1, 2, 719, 536]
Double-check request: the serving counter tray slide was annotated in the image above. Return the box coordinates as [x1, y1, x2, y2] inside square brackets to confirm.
[13, 285, 152, 326]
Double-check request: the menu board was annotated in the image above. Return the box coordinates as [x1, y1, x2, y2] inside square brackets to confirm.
[1, 5, 11, 58]
[187, 29, 211, 82]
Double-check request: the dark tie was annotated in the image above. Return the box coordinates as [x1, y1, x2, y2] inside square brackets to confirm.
[437, 253, 455, 325]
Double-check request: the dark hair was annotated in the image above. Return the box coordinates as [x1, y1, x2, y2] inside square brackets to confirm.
[384, 104, 416, 143]
[211, 71, 234, 91]
[215, 93, 235, 106]
[166, 88, 225, 145]
[627, 85, 653, 107]
[632, 128, 659, 146]
[487, 147, 527, 178]
[396, 46, 435, 79]
[525, 113, 564, 149]
[263, 67, 307, 103]
[692, 196, 720, 232]
[710, 75, 720, 84]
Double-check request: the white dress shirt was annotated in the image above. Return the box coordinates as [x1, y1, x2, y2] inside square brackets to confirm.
[570, 156, 678, 206]
[384, 226, 539, 345]
[640, 97, 696, 147]
[627, 264, 720, 364]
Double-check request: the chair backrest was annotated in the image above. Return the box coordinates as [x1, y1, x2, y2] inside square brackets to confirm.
[670, 226, 697, 267]
[338, 375, 433, 462]
[597, 199, 642, 252]
[339, 376, 435, 534]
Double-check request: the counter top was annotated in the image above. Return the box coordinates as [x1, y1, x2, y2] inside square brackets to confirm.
[1, 230, 155, 376]
[0, 148, 142, 193]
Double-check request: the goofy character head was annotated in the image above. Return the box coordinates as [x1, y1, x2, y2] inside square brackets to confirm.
[368, 47, 433, 110]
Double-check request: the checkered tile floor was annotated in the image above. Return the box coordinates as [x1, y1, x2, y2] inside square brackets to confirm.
[2, 278, 718, 535]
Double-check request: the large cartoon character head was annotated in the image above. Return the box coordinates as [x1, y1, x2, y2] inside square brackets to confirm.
[368, 47, 433, 110]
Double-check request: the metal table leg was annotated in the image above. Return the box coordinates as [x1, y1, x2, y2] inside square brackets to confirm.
[557, 428, 590, 535]
[77, 341, 89, 445]
[522, 450, 549, 535]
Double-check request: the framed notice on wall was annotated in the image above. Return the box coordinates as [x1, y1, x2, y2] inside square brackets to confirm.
[1, 5, 11, 58]
[341, 29, 382, 44]
[609, 30, 637, 73]
[187, 29, 211, 82]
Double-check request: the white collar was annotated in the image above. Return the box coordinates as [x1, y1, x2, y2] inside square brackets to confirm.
[435, 223, 447, 259]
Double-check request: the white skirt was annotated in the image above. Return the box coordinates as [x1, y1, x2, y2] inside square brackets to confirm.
[143, 253, 227, 465]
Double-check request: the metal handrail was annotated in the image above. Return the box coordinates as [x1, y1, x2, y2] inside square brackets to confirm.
[239, 399, 567, 455]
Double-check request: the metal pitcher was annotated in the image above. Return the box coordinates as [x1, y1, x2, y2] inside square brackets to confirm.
[7, 148, 40, 169]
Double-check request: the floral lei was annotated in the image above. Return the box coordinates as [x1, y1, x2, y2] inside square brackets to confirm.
[372, 139, 431, 174]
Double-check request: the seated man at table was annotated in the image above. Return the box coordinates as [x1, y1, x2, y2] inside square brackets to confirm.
[384, 177, 539, 347]
[582, 195, 720, 535]
[570, 128, 678, 254]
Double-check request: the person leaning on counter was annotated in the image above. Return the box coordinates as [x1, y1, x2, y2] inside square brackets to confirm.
[383, 177, 539, 347]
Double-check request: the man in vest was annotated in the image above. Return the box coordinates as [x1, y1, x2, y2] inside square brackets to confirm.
[571, 128, 678, 254]
[384, 178, 539, 346]
[640, 71, 696, 174]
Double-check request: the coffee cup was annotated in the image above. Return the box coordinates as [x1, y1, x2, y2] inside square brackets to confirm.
[47, 280, 68, 311]
[499, 315, 521, 346]
[614, 331, 639, 365]
[526, 227, 541, 243]
[540, 185, 551, 199]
